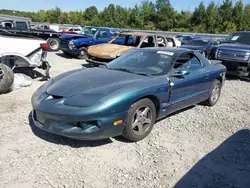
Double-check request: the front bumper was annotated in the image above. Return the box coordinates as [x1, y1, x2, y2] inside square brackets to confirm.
[60, 46, 80, 56]
[32, 110, 127, 140]
[221, 60, 250, 77]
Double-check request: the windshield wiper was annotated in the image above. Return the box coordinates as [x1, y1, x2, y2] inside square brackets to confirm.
[112, 68, 151, 76]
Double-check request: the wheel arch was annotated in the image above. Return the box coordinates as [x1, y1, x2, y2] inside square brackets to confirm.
[0, 52, 31, 68]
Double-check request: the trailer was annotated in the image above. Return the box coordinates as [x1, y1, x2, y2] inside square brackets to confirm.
[0, 14, 61, 51]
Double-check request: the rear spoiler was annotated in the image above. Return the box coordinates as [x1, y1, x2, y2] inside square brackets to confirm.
[209, 60, 222, 64]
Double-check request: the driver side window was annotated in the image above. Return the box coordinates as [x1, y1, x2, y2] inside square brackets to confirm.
[174, 53, 202, 71]
[97, 30, 108, 39]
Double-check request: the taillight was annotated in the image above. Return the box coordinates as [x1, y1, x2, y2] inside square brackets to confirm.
[41, 43, 49, 51]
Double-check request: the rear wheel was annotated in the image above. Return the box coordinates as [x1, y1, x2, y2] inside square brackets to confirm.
[206, 79, 222, 106]
[77, 47, 88, 59]
[0, 64, 14, 94]
[122, 98, 156, 142]
[47, 38, 60, 51]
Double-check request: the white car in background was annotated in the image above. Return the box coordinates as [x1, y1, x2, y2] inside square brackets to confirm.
[0, 29, 50, 94]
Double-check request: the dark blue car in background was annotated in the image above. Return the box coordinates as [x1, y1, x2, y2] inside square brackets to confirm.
[181, 39, 220, 57]
[32, 48, 226, 142]
[59, 27, 121, 59]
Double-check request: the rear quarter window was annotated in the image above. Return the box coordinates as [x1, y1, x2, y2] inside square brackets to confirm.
[16, 22, 28, 29]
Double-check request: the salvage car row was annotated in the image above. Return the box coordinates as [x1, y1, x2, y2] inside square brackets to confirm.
[0, 24, 249, 142]
[58, 26, 250, 78]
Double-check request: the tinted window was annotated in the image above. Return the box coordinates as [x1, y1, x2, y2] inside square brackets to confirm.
[83, 27, 97, 37]
[96, 30, 108, 38]
[16, 22, 28, 29]
[182, 36, 193, 41]
[107, 50, 175, 76]
[111, 34, 141, 47]
[141, 36, 155, 48]
[224, 33, 250, 45]
[174, 53, 202, 71]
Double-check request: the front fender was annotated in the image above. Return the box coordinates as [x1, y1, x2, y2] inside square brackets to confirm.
[100, 78, 170, 114]
[75, 38, 93, 48]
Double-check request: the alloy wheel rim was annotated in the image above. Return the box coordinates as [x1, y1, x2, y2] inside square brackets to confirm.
[80, 50, 86, 56]
[211, 83, 220, 103]
[132, 106, 152, 136]
[49, 40, 58, 50]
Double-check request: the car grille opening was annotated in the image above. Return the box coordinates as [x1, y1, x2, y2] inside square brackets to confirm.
[51, 95, 63, 99]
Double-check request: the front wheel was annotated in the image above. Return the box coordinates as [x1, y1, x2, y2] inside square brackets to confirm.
[206, 79, 222, 106]
[0, 64, 14, 94]
[122, 98, 156, 142]
[77, 47, 88, 59]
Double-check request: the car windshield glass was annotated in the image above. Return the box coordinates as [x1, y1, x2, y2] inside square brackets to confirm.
[186, 40, 209, 46]
[83, 27, 97, 37]
[111, 34, 142, 47]
[106, 50, 174, 76]
[224, 33, 250, 44]
[182, 36, 193, 40]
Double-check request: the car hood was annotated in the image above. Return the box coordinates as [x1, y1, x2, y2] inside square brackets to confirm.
[88, 44, 135, 59]
[181, 45, 205, 50]
[60, 34, 90, 40]
[219, 43, 250, 51]
[46, 68, 148, 98]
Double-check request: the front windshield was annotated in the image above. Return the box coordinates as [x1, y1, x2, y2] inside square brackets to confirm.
[224, 33, 250, 45]
[83, 27, 98, 37]
[186, 40, 209, 46]
[182, 36, 193, 41]
[106, 50, 175, 76]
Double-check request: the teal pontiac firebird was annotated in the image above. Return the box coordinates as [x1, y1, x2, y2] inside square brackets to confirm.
[32, 48, 226, 142]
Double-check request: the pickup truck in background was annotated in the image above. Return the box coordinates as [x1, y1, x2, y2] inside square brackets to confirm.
[0, 19, 61, 51]
[209, 31, 250, 78]
[59, 27, 121, 59]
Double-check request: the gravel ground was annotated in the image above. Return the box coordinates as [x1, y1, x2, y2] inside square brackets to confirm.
[0, 52, 250, 188]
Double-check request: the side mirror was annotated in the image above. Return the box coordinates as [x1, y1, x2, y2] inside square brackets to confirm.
[171, 70, 190, 78]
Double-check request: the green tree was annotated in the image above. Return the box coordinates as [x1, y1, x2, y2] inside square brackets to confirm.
[233, 0, 244, 30]
[243, 4, 250, 30]
[205, 1, 218, 33]
[84, 6, 98, 22]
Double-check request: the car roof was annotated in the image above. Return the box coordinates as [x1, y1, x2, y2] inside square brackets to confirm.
[120, 31, 155, 36]
[233, 31, 250, 34]
[134, 47, 191, 54]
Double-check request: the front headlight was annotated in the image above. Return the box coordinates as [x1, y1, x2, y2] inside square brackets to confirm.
[68, 40, 75, 50]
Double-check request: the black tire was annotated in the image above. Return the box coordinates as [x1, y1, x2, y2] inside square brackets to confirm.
[47, 38, 60, 51]
[122, 98, 156, 142]
[77, 47, 88, 59]
[206, 79, 222, 106]
[0, 64, 14, 94]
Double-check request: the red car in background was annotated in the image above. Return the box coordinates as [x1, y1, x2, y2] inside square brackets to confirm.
[60, 27, 82, 34]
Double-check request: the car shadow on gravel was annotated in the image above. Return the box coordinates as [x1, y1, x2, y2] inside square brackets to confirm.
[226, 75, 250, 82]
[56, 52, 74, 59]
[28, 113, 113, 148]
[175, 129, 250, 188]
